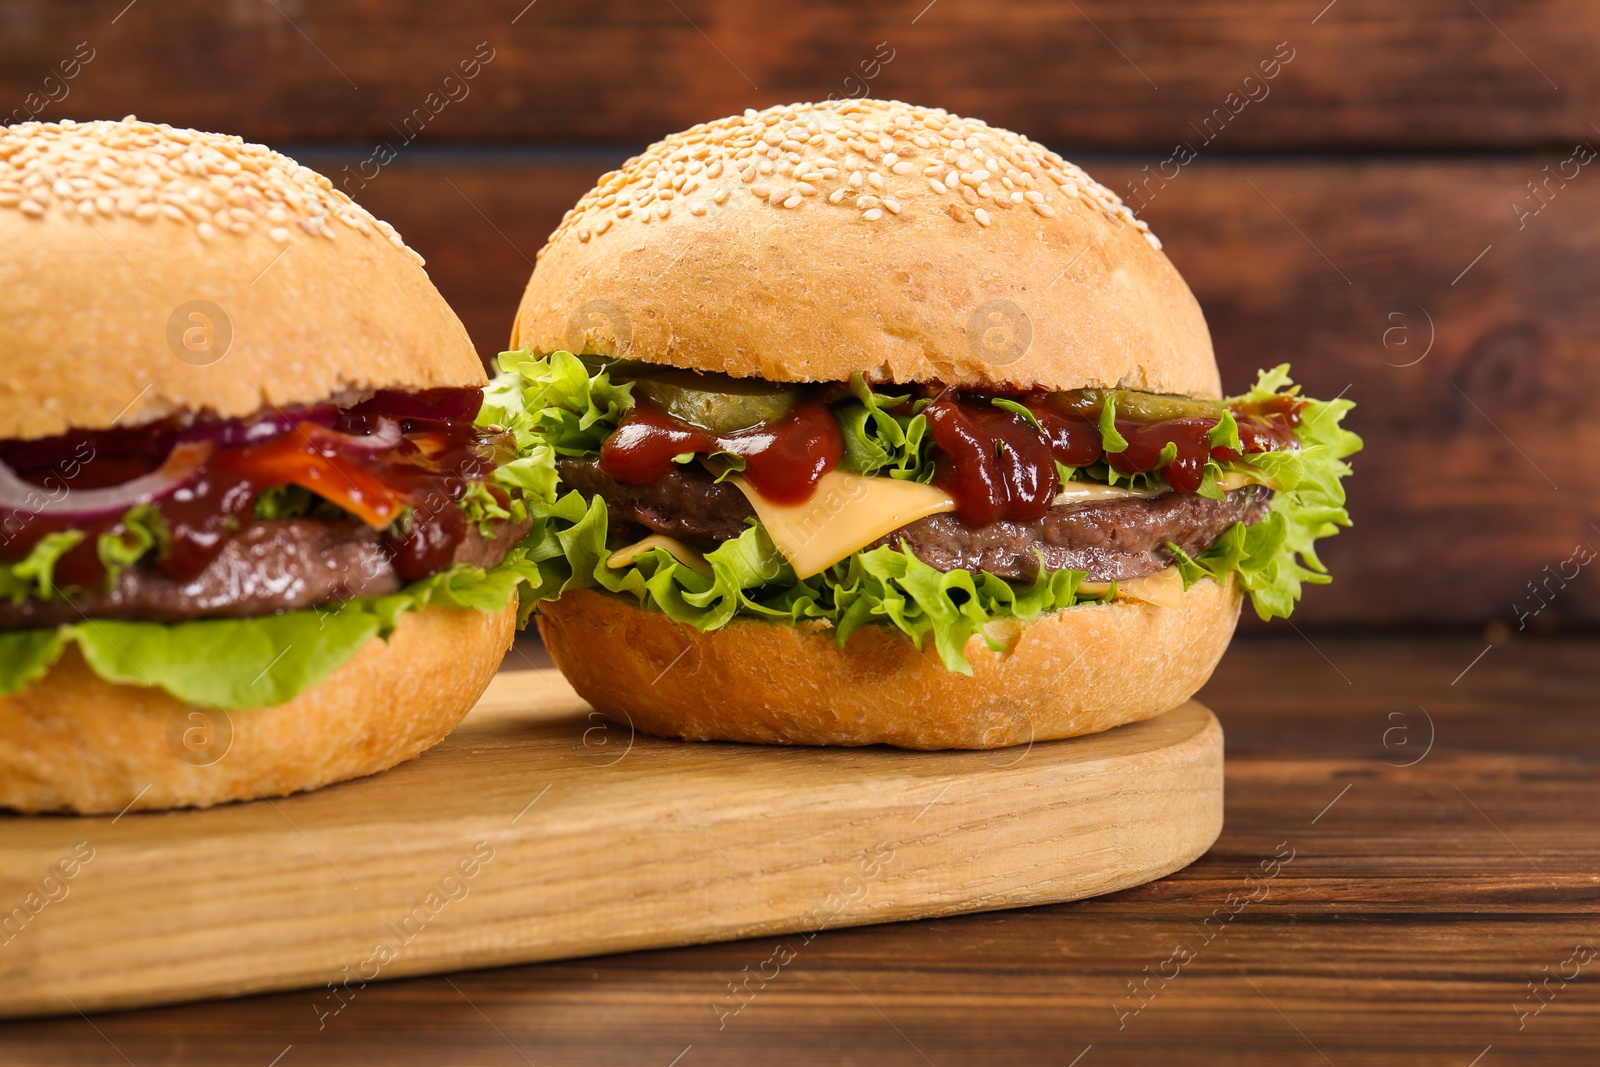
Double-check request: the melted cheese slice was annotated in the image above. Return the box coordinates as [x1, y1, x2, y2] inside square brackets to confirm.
[1054, 481, 1161, 503]
[1079, 566, 1187, 610]
[730, 471, 961, 578]
[730, 467, 1251, 581]
[605, 533, 714, 576]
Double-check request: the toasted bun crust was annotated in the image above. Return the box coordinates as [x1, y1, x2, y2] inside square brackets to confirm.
[0, 118, 485, 441]
[515, 99, 1217, 397]
[536, 579, 1240, 749]
[0, 603, 516, 815]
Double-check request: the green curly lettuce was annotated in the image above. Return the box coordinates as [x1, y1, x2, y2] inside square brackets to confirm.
[833, 375, 935, 482]
[483, 353, 1105, 673]
[0, 549, 544, 707]
[517, 489, 1105, 674]
[1168, 364, 1362, 620]
[472, 352, 1359, 670]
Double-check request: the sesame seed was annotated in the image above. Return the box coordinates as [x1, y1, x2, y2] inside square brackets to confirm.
[522, 100, 1155, 246]
[862, 207, 884, 221]
[690, 201, 707, 215]
[974, 208, 991, 226]
[19, 198, 44, 217]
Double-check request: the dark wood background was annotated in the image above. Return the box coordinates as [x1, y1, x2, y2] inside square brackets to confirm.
[6, 0, 1599, 628]
[4, 3, 1600, 1062]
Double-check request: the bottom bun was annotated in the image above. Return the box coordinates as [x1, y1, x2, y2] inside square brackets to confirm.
[537, 577, 1240, 750]
[0, 602, 516, 815]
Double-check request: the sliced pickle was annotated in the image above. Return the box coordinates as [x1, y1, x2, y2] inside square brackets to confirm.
[1053, 388, 1222, 423]
[627, 369, 801, 434]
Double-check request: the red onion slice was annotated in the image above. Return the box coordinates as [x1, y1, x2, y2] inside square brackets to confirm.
[309, 417, 403, 456]
[0, 441, 213, 521]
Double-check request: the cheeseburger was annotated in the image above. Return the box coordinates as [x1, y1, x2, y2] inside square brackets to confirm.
[0, 119, 548, 813]
[496, 99, 1361, 749]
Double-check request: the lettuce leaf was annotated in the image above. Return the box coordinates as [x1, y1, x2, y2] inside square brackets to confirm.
[1169, 364, 1362, 619]
[517, 489, 1103, 674]
[0, 542, 545, 707]
[482, 349, 634, 472]
[834, 374, 935, 482]
[0, 531, 84, 602]
[480, 353, 1361, 667]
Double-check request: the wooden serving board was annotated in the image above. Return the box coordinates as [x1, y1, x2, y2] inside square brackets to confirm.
[0, 670, 1222, 1019]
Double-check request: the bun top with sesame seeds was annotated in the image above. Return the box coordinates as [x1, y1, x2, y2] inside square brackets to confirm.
[513, 99, 1218, 398]
[0, 118, 483, 441]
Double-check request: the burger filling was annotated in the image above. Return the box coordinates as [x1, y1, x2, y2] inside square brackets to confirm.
[494, 352, 1361, 673]
[0, 388, 548, 704]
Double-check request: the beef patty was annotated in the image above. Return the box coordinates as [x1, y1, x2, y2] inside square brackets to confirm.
[557, 457, 1270, 582]
[0, 514, 532, 629]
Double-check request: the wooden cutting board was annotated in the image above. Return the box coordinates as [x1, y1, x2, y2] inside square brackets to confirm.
[0, 669, 1222, 1018]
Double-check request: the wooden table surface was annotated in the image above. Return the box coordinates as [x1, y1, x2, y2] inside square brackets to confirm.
[2, 632, 1596, 1065]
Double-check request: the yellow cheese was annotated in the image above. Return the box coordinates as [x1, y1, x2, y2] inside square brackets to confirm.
[729, 471, 960, 578]
[1054, 481, 1160, 504]
[1079, 566, 1187, 610]
[605, 533, 714, 576]
[1217, 468, 1276, 491]
[729, 465, 1253, 582]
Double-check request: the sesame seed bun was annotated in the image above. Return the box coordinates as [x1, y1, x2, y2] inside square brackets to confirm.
[537, 579, 1240, 749]
[0, 118, 485, 441]
[0, 602, 516, 815]
[514, 99, 1218, 397]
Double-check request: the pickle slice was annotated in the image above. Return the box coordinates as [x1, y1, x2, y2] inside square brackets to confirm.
[627, 369, 801, 434]
[1053, 388, 1221, 423]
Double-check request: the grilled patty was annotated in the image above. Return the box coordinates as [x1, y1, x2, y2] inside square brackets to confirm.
[0, 515, 531, 629]
[557, 457, 1271, 582]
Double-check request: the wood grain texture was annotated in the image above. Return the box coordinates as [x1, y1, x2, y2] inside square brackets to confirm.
[0, 635, 1593, 1064]
[2, 0, 1594, 149]
[338, 153, 1600, 628]
[0, 673, 1223, 1018]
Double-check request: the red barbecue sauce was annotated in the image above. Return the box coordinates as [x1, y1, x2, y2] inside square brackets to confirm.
[600, 398, 843, 506]
[920, 391, 1304, 524]
[0, 388, 504, 591]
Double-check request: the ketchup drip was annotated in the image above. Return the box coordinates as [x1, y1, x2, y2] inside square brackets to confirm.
[919, 390, 1304, 524]
[1105, 417, 1215, 494]
[0, 387, 503, 591]
[923, 394, 1058, 526]
[600, 398, 843, 506]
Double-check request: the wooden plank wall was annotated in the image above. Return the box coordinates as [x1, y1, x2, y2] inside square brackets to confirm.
[4, 0, 1595, 628]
